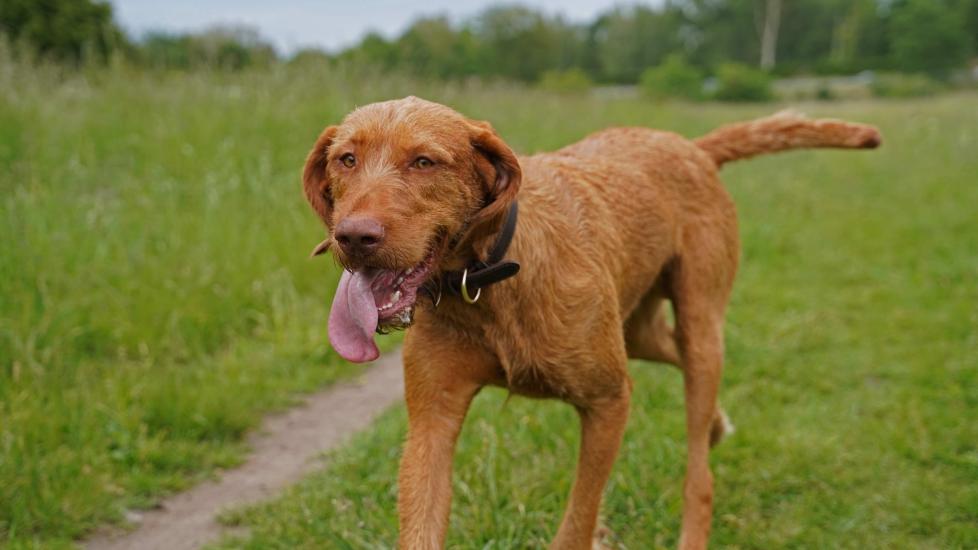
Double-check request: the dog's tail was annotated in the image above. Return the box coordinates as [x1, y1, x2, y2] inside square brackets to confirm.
[694, 110, 881, 168]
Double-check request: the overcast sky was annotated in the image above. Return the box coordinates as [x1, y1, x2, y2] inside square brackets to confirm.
[111, 1, 661, 54]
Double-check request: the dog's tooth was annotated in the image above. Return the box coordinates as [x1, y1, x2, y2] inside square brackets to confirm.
[392, 290, 402, 302]
[405, 267, 414, 276]
[398, 309, 412, 324]
[395, 276, 404, 286]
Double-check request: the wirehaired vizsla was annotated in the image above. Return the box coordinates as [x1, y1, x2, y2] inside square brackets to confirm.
[302, 97, 880, 549]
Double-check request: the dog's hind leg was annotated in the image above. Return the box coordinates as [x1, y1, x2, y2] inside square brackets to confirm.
[670, 230, 737, 550]
[625, 290, 681, 366]
[625, 291, 733, 447]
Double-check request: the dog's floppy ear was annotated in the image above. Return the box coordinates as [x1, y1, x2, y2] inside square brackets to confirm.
[460, 120, 522, 246]
[302, 125, 340, 227]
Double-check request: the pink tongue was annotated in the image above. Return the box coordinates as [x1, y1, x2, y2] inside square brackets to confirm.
[328, 270, 380, 363]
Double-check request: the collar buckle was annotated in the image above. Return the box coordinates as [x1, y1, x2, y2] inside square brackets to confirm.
[443, 201, 521, 301]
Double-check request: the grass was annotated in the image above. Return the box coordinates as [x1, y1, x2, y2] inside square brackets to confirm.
[1, 53, 975, 548]
[211, 95, 978, 548]
[0, 60, 422, 546]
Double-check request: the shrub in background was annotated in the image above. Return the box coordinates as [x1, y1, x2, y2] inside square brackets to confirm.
[711, 63, 773, 102]
[538, 68, 593, 94]
[870, 72, 943, 98]
[816, 84, 836, 101]
[640, 54, 703, 100]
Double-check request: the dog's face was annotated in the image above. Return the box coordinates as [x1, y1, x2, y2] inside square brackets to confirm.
[303, 97, 520, 359]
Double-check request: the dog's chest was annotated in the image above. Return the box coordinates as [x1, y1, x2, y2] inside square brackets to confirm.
[484, 307, 628, 404]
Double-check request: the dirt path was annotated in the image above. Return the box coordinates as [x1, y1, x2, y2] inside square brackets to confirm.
[85, 352, 404, 550]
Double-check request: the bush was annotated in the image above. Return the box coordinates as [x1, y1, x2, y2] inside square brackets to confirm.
[537, 68, 593, 93]
[816, 85, 835, 101]
[870, 72, 943, 98]
[640, 54, 703, 100]
[711, 63, 773, 102]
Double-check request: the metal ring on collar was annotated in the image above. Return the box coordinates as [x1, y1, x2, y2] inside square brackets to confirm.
[460, 268, 481, 304]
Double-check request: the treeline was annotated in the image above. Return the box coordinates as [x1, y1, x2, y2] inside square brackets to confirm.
[335, 0, 978, 82]
[2, 0, 977, 83]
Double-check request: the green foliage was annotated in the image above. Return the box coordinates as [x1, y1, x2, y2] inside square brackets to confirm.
[333, 32, 397, 70]
[680, 0, 760, 69]
[591, 5, 684, 83]
[324, 0, 978, 85]
[8, 0, 978, 82]
[889, 0, 971, 76]
[471, 6, 583, 82]
[137, 26, 276, 71]
[213, 95, 978, 550]
[394, 17, 476, 79]
[0, 59, 424, 546]
[538, 68, 592, 94]
[870, 72, 944, 98]
[816, 85, 836, 101]
[0, 0, 124, 63]
[711, 63, 774, 102]
[640, 54, 704, 100]
[777, 0, 865, 71]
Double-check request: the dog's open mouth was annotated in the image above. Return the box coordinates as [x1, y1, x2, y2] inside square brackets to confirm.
[327, 250, 436, 363]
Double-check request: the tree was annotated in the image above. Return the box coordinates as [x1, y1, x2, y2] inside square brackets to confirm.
[470, 6, 582, 82]
[889, 0, 970, 75]
[952, 0, 978, 57]
[828, 0, 879, 71]
[355, 32, 399, 69]
[396, 17, 476, 79]
[680, 0, 759, 69]
[0, 0, 125, 63]
[137, 26, 276, 71]
[591, 4, 685, 82]
[759, 0, 781, 69]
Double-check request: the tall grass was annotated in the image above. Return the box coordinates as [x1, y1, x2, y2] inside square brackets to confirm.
[0, 57, 432, 545]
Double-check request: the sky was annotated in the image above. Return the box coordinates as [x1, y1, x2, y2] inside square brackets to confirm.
[111, 0, 661, 55]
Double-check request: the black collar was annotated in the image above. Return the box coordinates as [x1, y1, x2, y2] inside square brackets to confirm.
[443, 201, 520, 298]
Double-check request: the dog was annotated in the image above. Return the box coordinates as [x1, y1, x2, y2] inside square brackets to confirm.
[302, 97, 880, 549]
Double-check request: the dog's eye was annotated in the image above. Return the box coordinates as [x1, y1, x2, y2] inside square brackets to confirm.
[412, 157, 434, 169]
[339, 154, 356, 168]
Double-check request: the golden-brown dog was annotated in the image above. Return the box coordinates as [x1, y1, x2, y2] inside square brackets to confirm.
[302, 97, 880, 549]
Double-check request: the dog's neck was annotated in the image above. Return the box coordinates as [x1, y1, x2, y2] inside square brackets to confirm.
[440, 201, 520, 301]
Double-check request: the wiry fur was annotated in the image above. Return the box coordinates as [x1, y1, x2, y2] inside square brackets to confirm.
[694, 109, 881, 166]
[302, 97, 880, 549]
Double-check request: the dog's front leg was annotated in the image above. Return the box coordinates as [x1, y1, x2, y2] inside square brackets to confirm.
[397, 331, 493, 549]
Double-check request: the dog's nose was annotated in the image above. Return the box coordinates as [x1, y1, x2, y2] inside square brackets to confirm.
[335, 217, 385, 257]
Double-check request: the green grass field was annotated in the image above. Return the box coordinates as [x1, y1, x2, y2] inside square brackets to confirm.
[0, 62, 415, 547]
[2, 56, 976, 548]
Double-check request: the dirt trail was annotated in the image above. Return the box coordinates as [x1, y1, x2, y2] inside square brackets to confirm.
[86, 352, 404, 550]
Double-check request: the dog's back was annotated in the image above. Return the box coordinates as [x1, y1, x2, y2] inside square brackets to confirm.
[507, 113, 881, 321]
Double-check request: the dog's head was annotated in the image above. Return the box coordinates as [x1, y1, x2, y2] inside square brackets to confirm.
[303, 96, 520, 361]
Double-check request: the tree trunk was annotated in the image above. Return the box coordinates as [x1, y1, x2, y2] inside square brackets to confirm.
[760, 0, 782, 70]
